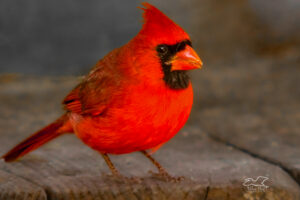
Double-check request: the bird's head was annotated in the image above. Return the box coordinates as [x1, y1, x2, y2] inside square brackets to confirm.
[129, 3, 202, 90]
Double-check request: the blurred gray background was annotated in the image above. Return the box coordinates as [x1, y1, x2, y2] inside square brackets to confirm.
[1, 0, 299, 75]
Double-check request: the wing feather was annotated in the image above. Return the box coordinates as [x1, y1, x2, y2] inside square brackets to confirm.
[63, 62, 120, 116]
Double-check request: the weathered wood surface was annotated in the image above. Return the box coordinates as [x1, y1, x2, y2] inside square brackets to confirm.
[196, 56, 300, 187]
[0, 70, 300, 199]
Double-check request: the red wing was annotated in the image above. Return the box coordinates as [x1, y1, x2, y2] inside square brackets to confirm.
[63, 85, 82, 114]
[63, 64, 119, 116]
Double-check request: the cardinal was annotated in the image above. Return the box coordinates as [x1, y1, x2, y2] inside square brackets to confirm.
[2, 3, 202, 180]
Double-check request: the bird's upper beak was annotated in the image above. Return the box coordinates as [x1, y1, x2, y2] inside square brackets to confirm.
[167, 45, 203, 71]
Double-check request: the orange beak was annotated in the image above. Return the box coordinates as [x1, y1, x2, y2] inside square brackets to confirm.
[167, 45, 203, 71]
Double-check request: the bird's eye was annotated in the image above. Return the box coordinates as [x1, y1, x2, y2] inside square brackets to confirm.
[157, 45, 168, 55]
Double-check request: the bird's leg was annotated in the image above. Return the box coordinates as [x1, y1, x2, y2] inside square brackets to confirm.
[140, 150, 183, 182]
[101, 153, 121, 177]
[101, 153, 142, 183]
[140, 150, 167, 174]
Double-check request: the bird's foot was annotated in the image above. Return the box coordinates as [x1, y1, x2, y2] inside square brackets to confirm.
[149, 170, 184, 182]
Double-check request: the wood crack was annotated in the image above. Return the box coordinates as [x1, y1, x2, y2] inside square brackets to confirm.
[203, 186, 210, 200]
[207, 133, 300, 187]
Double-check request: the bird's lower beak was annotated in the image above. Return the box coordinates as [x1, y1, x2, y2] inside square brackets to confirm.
[167, 46, 203, 71]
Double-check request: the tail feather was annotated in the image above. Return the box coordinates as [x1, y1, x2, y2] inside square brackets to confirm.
[2, 114, 72, 162]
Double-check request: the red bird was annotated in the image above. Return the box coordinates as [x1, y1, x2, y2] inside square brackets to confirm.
[2, 3, 202, 179]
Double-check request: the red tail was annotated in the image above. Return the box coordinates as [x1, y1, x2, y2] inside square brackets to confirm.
[2, 114, 72, 162]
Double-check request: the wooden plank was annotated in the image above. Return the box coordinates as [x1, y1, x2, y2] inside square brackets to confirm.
[0, 75, 299, 199]
[0, 168, 46, 200]
[196, 57, 300, 186]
